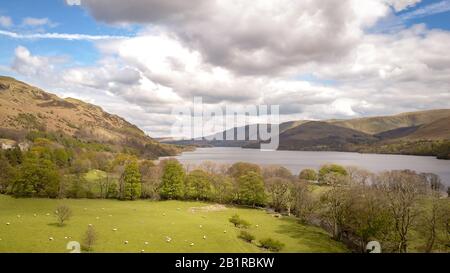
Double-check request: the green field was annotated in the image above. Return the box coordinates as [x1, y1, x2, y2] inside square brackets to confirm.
[0, 195, 347, 253]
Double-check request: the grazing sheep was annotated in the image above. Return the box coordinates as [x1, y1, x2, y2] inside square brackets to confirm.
[256, 224, 259, 228]
[223, 230, 227, 233]
[163, 213, 166, 216]
[95, 217, 100, 220]
[84, 208, 87, 211]
[101, 208, 105, 210]
[112, 228, 118, 231]
[49, 237, 54, 241]
[64, 236, 68, 239]
[166, 236, 172, 243]
[190, 242, 194, 246]
[144, 242, 149, 245]
[46, 213, 50, 216]
[109, 215, 113, 217]
[88, 224, 93, 227]
[17, 215, 21, 218]
[141, 249, 145, 253]
[6, 222, 10, 225]
[203, 235, 207, 240]
[199, 225, 203, 228]
[33, 214, 37, 217]
[124, 240, 129, 244]
[177, 208, 180, 211]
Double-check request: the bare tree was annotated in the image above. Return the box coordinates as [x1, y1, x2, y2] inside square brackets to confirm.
[374, 170, 426, 253]
[54, 205, 72, 226]
[82, 226, 97, 252]
[265, 177, 292, 214]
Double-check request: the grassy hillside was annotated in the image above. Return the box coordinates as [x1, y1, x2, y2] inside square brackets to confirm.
[330, 109, 450, 135]
[0, 76, 180, 158]
[0, 195, 347, 253]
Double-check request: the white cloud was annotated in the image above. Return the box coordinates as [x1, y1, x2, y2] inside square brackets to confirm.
[0, 16, 13, 28]
[8, 0, 450, 137]
[22, 17, 57, 28]
[0, 30, 129, 40]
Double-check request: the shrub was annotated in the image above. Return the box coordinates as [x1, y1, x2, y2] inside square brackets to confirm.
[238, 230, 255, 243]
[299, 169, 318, 181]
[82, 226, 97, 252]
[259, 238, 284, 252]
[229, 214, 251, 228]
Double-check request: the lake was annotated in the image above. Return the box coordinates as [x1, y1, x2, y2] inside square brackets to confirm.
[164, 147, 450, 186]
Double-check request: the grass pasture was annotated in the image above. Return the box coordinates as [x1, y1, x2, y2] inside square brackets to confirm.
[0, 195, 347, 253]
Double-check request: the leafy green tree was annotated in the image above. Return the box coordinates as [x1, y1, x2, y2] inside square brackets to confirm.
[159, 160, 185, 200]
[299, 168, 318, 181]
[229, 214, 251, 228]
[11, 154, 60, 198]
[228, 162, 261, 179]
[318, 164, 348, 184]
[211, 174, 235, 203]
[120, 160, 142, 200]
[236, 171, 266, 207]
[265, 177, 292, 213]
[4, 146, 23, 166]
[0, 152, 15, 193]
[184, 169, 212, 200]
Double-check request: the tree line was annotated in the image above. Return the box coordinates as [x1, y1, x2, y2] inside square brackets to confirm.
[0, 136, 449, 253]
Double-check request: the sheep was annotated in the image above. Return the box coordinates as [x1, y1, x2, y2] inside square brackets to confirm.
[112, 228, 118, 231]
[223, 230, 227, 233]
[6, 222, 10, 225]
[33, 214, 37, 217]
[108, 214, 113, 217]
[177, 208, 181, 211]
[141, 249, 145, 253]
[88, 224, 93, 227]
[64, 236, 68, 239]
[124, 240, 129, 244]
[199, 225, 203, 228]
[49, 237, 54, 241]
[162, 213, 166, 216]
[101, 208, 105, 210]
[166, 236, 172, 243]
[46, 213, 50, 216]
[17, 215, 21, 218]
[203, 235, 207, 240]
[144, 242, 149, 245]
[84, 208, 87, 211]
[95, 217, 100, 220]
[190, 242, 195, 246]
[255, 224, 259, 228]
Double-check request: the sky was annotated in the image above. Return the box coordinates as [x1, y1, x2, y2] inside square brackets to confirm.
[0, 0, 449, 138]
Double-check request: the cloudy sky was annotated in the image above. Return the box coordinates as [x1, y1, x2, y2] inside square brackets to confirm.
[0, 0, 450, 137]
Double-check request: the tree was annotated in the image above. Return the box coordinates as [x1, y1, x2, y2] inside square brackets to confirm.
[0, 152, 15, 194]
[55, 205, 72, 226]
[159, 160, 185, 200]
[320, 173, 353, 240]
[229, 214, 251, 228]
[291, 181, 316, 223]
[298, 169, 318, 181]
[4, 146, 23, 166]
[236, 171, 266, 207]
[417, 195, 450, 252]
[318, 164, 348, 184]
[184, 170, 213, 201]
[228, 162, 261, 179]
[265, 177, 292, 213]
[345, 185, 391, 252]
[82, 225, 97, 252]
[11, 154, 60, 198]
[120, 160, 141, 200]
[262, 166, 293, 181]
[374, 170, 426, 253]
[211, 174, 235, 203]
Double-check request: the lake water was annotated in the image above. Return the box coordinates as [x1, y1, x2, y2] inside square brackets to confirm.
[165, 147, 450, 186]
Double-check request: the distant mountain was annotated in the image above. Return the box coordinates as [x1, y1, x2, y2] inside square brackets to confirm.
[162, 108, 450, 158]
[329, 109, 450, 134]
[0, 76, 179, 158]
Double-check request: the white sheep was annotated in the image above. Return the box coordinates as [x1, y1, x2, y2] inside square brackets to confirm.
[64, 236, 68, 239]
[124, 240, 129, 244]
[203, 235, 207, 240]
[166, 236, 172, 243]
[162, 213, 166, 216]
[112, 228, 118, 231]
[33, 214, 37, 217]
[88, 224, 93, 227]
[49, 237, 54, 241]
[256, 224, 259, 228]
[6, 222, 10, 225]
[95, 217, 100, 220]
[144, 242, 149, 245]
[224, 230, 227, 233]
[199, 225, 203, 228]
[17, 215, 21, 218]
[190, 242, 195, 246]
[46, 213, 50, 216]
[141, 249, 145, 253]
[109, 214, 113, 217]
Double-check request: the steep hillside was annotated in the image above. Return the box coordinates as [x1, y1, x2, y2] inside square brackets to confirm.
[0, 76, 179, 158]
[402, 116, 450, 140]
